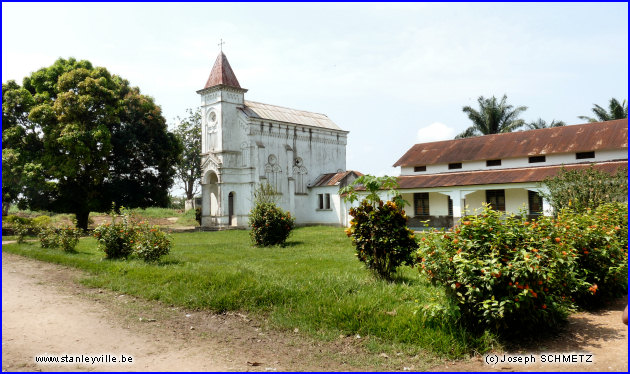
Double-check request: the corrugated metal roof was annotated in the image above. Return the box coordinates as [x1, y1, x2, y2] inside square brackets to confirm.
[311, 171, 363, 187]
[243, 101, 344, 131]
[204, 52, 242, 89]
[393, 119, 628, 167]
[396, 161, 627, 189]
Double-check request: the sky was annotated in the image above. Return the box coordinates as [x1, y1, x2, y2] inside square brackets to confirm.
[2, 2, 628, 196]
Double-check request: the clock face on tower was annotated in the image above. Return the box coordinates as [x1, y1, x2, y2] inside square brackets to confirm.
[208, 110, 217, 124]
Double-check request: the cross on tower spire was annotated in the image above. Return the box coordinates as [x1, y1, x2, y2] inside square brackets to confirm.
[218, 38, 225, 52]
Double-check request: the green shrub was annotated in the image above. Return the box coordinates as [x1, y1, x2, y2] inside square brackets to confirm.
[249, 202, 295, 247]
[134, 224, 172, 262]
[541, 165, 627, 214]
[340, 175, 417, 280]
[417, 206, 576, 335]
[57, 226, 81, 252]
[5, 215, 34, 243]
[194, 207, 201, 225]
[31, 215, 52, 229]
[38, 226, 60, 248]
[93, 209, 136, 259]
[346, 200, 417, 279]
[557, 202, 628, 307]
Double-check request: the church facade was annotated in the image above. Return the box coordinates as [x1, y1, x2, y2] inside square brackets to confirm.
[197, 52, 358, 228]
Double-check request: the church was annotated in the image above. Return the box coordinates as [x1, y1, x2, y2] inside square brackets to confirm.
[197, 51, 360, 228]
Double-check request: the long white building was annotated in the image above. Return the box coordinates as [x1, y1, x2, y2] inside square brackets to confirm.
[393, 119, 628, 227]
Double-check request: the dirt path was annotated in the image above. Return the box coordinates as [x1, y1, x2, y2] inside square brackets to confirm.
[2, 251, 627, 372]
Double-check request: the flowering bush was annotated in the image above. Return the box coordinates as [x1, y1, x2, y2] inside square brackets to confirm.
[134, 224, 172, 262]
[57, 225, 81, 252]
[418, 206, 576, 335]
[5, 215, 34, 243]
[93, 208, 172, 262]
[249, 202, 295, 247]
[38, 226, 59, 248]
[93, 209, 137, 259]
[557, 202, 628, 307]
[347, 200, 417, 279]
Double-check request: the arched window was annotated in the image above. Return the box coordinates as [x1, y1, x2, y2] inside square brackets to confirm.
[265, 154, 282, 193]
[293, 157, 308, 194]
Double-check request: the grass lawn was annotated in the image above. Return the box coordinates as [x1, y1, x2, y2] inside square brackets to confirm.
[2, 226, 493, 358]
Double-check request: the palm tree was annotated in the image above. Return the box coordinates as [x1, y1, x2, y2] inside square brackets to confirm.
[578, 98, 628, 123]
[456, 95, 527, 138]
[526, 118, 566, 130]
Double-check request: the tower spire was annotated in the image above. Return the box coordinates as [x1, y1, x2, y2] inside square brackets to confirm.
[203, 49, 242, 89]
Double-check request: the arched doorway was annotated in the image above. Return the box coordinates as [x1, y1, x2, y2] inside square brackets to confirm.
[228, 192, 235, 226]
[202, 171, 220, 225]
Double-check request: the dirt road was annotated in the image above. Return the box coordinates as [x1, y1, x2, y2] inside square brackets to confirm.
[2, 251, 627, 372]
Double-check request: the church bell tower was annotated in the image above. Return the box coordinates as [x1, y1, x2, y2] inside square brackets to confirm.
[197, 49, 249, 227]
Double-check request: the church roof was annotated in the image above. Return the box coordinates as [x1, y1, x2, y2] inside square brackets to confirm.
[393, 119, 628, 167]
[204, 52, 242, 89]
[242, 101, 345, 131]
[396, 160, 627, 189]
[311, 171, 363, 187]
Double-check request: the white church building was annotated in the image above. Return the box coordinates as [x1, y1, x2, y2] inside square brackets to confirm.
[197, 52, 360, 228]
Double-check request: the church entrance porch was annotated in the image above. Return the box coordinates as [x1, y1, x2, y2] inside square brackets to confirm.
[201, 171, 221, 227]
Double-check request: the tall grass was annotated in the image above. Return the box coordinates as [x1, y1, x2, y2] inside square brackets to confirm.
[3, 226, 495, 357]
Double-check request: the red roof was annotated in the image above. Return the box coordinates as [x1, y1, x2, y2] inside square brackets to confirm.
[396, 161, 627, 189]
[204, 52, 242, 89]
[311, 171, 363, 187]
[394, 119, 628, 167]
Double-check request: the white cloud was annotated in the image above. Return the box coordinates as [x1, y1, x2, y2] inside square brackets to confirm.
[417, 122, 456, 143]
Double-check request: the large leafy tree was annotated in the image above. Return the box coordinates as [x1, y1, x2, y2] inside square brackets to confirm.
[2, 58, 180, 229]
[526, 118, 566, 130]
[172, 108, 201, 204]
[456, 95, 527, 138]
[578, 98, 628, 123]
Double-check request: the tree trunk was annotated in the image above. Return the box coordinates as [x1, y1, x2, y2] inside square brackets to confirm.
[75, 211, 90, 231]
[2, 203, 10, 216]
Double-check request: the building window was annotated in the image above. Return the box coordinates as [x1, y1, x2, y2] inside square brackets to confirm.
[528, 155, 546, 163]
[414, 165, 426, 172]
[448, 162, 462, 170]
[576, 151, 595, 159]
[414, 193, 430, 216]
[486, 159, 502, 167]
[528, 191, 543, 215]
[318, 193, 331, 210]
[447, 197, 453, 217]
[486, 189, 505, 211]
[265, 154, 282, 193]
[293, 157, 308, 195]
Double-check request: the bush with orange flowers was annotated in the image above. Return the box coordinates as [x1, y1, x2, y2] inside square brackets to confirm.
[134, 223, 172, 262]
[93, 206, 171, 262]
[417, 205, 577, 335]
[557, 202, 628, 308]
[93, 207, 137, 259]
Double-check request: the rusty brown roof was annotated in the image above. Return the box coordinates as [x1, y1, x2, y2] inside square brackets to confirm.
[204, 52, 242, 89]
[393, 119, 628, 167]
[311, 171, 364, 187]
[396, 161, 627, 189]
[242, 101, 345, 131]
